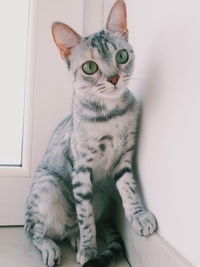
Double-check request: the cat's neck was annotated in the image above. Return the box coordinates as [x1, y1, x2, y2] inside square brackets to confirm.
[72, 89, 134, 120]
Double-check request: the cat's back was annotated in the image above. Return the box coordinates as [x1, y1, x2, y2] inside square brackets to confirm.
[49, 114, 73, 147]
[37, 114, 73, 177]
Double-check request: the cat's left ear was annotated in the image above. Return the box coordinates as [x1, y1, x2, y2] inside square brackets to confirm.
[52, 22, 82, 60]
[106, 0, 128, 38]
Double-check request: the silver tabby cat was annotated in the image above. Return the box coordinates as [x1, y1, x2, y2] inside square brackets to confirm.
[25, 1, 157, 266]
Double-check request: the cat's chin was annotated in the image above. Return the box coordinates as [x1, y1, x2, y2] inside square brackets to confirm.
[97, 87, 126, 100]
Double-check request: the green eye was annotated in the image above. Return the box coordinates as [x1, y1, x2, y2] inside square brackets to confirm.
[82, 61, 98, 75]
[116, 49, 129, 64]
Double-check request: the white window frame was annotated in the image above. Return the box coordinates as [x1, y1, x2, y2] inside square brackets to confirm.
[0, 0, 38, 225]
[0, 0, 84, 225]
[0, 0, 36, 179]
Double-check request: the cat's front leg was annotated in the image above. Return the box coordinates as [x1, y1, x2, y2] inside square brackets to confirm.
[72, 166, 97, 265]
[113, 154, 157, 236]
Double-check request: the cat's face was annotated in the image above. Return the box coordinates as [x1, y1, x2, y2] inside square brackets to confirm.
[52, 0, 132, 99]
[69, 30, 134, 99]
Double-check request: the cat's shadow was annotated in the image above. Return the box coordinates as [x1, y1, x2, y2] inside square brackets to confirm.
[132, 105, 147, 207]
[132, 56, 163, 210]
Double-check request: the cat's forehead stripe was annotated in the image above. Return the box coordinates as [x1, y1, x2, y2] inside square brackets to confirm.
[90, 48, 94, 59]
[85, 30, 116, 60]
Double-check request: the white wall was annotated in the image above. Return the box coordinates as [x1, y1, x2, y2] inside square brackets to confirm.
[123, 0, 200, 266]
[30, 0, 83, 173]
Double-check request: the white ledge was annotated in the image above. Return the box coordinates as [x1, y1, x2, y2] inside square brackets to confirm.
[114, 204, 193, 267]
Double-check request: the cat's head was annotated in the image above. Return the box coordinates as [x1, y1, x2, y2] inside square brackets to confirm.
[52, 0, 134, 100]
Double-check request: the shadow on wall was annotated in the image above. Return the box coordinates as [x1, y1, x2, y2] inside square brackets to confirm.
[132, 51, 164, 211]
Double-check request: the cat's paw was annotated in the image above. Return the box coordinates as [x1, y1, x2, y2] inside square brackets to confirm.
[76, 247, 97, 265]
[41, 240, 61, 267]
[132, 210, 157, 237]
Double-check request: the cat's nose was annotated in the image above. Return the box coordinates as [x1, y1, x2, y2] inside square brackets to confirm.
[107, 74, 119, 85]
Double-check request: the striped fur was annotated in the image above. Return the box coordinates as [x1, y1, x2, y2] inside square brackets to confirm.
[25, 1, 157, 266]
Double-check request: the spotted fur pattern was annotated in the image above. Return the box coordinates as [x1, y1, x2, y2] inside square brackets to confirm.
[25, 1, 157, 266]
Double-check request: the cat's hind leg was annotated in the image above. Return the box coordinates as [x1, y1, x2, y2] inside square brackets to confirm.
[25, 174, 76, 266]
[25, 212, 61, 267]
[32, 236, 61, 267]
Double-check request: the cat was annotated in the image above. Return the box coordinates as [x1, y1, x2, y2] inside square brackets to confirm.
[24, 0, 157, 266]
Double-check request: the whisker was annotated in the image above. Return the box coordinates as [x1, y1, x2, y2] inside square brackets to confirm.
[88, 90, 99, 99]
[132, 71, 148, 75]
[100, 98, 108, 121]
[79, 86, 88, 90]
[97, 86, 106, 90]
[123, 77, 147, 82]
[88, 88, 104, 99]
[97, 83, 103, 87]
[124, 72, 148, 78]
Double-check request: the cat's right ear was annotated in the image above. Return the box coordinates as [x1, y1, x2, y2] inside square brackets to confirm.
[106, 0, 128, 37]
[52, 22, 82, 60]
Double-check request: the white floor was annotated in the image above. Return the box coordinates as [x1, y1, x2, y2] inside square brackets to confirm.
[0, 227, 130, 267]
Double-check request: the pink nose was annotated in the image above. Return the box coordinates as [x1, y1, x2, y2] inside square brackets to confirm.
[107, 74, 119, 85]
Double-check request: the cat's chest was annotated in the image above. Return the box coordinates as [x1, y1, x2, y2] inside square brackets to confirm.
[72, 113, 135, 172]
[86, 116, 130, 149]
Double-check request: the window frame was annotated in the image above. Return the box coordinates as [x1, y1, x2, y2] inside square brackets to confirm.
[0, 0, 37, 179]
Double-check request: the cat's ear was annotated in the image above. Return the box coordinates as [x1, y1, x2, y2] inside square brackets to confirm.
[106, 0, 128, 37]
[52, 22, 82, 60]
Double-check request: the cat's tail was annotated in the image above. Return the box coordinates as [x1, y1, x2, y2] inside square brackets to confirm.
[82, 222, 124, 267]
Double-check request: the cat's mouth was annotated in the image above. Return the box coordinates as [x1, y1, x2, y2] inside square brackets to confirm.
[108, 83, 124, 92]
[104, 86, 119, 93]
[98, 85, 125, 99]
[94, 79, 128, 99]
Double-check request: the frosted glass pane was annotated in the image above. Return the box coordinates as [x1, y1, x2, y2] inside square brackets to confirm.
[0, 1, 29, 165]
